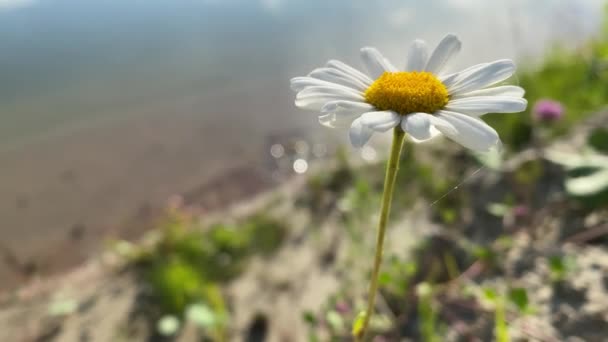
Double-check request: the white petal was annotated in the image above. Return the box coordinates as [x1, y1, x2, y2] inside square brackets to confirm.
[405, 39, 429, 71]
[319, 113, 336, 127]
[295, 89, 366, 111]
[451, 85, 525, 99]
[425, 34, 461, 74]
[320, 101, 372, 127]
[401, 112, 431, 140]
[298, 85, 362, 98]
[445, 96, 528, 116]
[401, 112, 456, 142]
[309, 68, 369, 91]
[446, 60, 516, 95]
[440, 63, 488, 89]
[360, 111, 401, 132]
[360, 47, 397, 79]
[435, 110, 500, 152]
[411, 126, 441, 142]
[321, 100, 374, 116]
[326, 60, 374, 85]
[349, 117, 374, 148]
[318, 113, 357, 128]
[290, 77, 353, 92]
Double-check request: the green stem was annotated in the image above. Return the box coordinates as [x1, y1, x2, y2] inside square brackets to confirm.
[355, 127, 406, 340]
[495, 299, 510, 342]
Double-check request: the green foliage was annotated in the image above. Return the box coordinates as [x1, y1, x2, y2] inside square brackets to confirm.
[472, 246, 496, 264]
[480, 287, 510, 342]
[394, 147, 466, 224]
[513, 159, 543, 186]
[507, 287, 530, 314]
[416, 283, 441, 342]
[479, 286, 534, 341]
[340, 178, 374, 215]
[186, 303, 219, 329]
[339, 178, 377, 243]
[126, 211, 286, 338]
[326, 310, 344, 332]
[380, 255, 418, 297]
[494, 299, 510, 342]
[302, 311, 321, 342]
[548, 255, 576, 282]
[482, 287, 498, 302]
[47, 297, 78, 317]
[247, 215, 288, 256]
[486, 202, 511, 217]
[304, 147, 354, 214]
[303, 311, 318, 326]
[147, 259, 206, 314]
[588, 128, 608, 153]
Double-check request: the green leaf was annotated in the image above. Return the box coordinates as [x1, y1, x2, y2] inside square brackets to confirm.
[495, 236, 514, 249]
[487, 203, 510, 217]
[549, 255, 576, 281]
[588, 128, 608, 152]
[404, 261, 418, 276]
[549, 256, 566, 278]
[439, 208, 457, 224]
[378, 271, 392, 286]
[302, 311, 317, 326]
[507, 288, 529, 313]
[483, 287, 498, 302]
[186, 303, 216, 328]
[416, 282, 439, 342]
[113, 240, 135, 257]
[48, 298, 78, 316]
[326, 311, 344, 331]
[565, 169, 608, 196]
[514, 160, 543, 186]
[472, 246, 495, 262]
[545, 149, 608, 170]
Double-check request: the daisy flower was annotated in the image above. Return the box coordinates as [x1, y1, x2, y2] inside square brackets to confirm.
[290, 34, 527, 151]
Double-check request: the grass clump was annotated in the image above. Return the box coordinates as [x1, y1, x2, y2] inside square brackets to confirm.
[121, 211, 287, 339]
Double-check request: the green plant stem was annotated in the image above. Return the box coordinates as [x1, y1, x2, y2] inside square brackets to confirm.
[355, 127, 406, 340]
[495, 300, 510, 342]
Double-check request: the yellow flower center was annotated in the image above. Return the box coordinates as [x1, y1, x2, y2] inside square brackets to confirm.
[364, 71, 449, 115]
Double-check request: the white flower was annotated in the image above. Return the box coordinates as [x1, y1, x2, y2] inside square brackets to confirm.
[290, 34, 527, 151]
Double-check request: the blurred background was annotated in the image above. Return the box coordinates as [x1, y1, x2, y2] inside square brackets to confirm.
[1, 0, 607, 341]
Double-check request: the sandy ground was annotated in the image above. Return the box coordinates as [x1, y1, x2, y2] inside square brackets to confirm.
[0, 112, 606, 341]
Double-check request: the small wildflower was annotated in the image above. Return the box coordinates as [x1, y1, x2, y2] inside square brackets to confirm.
[533, 99, 564, 122]
[335, 301, 351, 314]
[512, 204, 529, 218]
